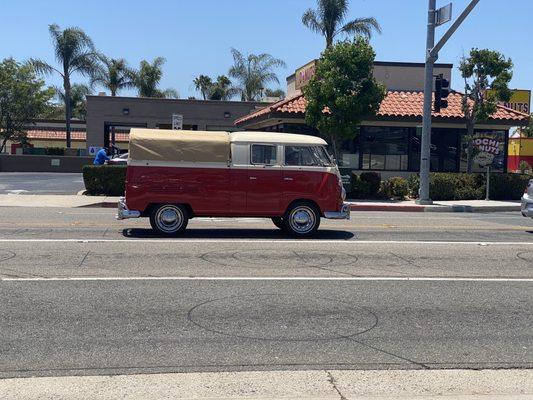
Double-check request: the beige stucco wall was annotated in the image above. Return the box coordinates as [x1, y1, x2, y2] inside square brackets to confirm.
[372, 63, 452, 91]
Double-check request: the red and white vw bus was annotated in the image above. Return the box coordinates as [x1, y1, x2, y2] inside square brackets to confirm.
[118, 129, 349, 237]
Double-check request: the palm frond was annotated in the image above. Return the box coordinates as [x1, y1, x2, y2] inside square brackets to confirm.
[340, 17, 382, 38]
[26, 59, 61, 77]
[302, 9, 323, 34]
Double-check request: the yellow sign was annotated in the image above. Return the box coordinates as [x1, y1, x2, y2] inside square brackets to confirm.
[295, 60, 317, 90]
[487, 89, 531, 114]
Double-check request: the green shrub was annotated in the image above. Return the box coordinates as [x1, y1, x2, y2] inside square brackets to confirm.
[83, 165, 126, 196]
[360, 172, 381, 195]
[44, 147, 65, 156]
[487, 173, 531, 200]
[407, 174, 420, 197]
[429, 173, 458, 200]
[381, 177, 409, 200]
[350, 171, 382, 199]
[409, 172, 529, 201]
[350, 174, 371, 198]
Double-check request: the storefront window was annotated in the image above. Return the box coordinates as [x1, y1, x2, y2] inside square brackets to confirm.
[409, 128, 461, 172]
[361, 127, 409, 170]
[460, 130, 506, 172]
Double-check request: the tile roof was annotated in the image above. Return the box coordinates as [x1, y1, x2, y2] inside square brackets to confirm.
[235, 91, 530, 126]
[25, 130, 129, 142]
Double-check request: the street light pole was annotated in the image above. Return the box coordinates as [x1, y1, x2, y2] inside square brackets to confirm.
[418, 0, 437, 205]
[418, 0, 481, 205]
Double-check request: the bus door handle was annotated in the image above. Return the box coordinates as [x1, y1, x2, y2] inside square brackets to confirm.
[249, 176, 257, 180]
[284, 177, 294, 181]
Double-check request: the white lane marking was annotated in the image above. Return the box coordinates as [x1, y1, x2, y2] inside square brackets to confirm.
[2, 276, 533, 282]
[6, 190, 29, 194]
[0, 239, 532, 245]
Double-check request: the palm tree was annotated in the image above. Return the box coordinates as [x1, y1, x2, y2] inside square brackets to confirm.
[209, 76, 238, 101]
[228, 49, 286, 101]
[91, 57, 135, 96]
[55, 84, 92, 120]
[193, 75, 213, 100]
[28, 24, 100, 147]
[302, 0, 381, 48]
[132, 57, 178, 98]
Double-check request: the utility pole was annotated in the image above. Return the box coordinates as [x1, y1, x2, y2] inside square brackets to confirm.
[418, 0, 481, 204]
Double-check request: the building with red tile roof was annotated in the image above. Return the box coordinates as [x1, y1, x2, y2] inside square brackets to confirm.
[235, 61, 530, 176]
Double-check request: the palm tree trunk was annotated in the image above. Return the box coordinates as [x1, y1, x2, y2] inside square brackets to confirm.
[64, 78, 72, 149]
[326, 35, 333, 48]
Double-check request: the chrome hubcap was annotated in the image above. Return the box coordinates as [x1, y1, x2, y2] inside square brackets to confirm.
[156, 206, 183, 233]
[289, 206, 316, 234]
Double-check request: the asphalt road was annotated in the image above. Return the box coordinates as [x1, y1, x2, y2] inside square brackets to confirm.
[0, 173, 84, 194]
[0, 207, 532, 379]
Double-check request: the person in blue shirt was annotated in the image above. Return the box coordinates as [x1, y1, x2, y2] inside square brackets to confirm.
[93, 147, 111, 165]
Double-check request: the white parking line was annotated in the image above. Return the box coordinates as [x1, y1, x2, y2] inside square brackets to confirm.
[0, 239, 532, 245]
[2, 276, 533, 282]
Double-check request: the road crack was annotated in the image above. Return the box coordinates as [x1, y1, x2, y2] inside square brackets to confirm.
[325, 370, 348, 400]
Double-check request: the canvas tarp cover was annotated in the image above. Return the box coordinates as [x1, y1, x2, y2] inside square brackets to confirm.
[129, 129, 230, 163]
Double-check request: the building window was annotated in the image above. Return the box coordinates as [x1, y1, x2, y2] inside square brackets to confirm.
[409, 128, 461, 172]
[361, 127, 409, 170]
[251, 144, 277, 165]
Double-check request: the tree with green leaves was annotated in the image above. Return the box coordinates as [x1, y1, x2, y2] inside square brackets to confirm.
[229, 49, 286, 101]
[304, 38, 386, 161]
[208, 76, 238, 100]
[28, 24, 100, 147]
[55, 84, 92, 120]
[193, 75, 213, 100]
[302, 0, 381, 48]
[459, 48, 513, 172]
[0, 58, 55, 152]
[91, 57, 135, 96]
[193, 75, 237, 100]
[264, 88, 285, 99]
[133, 57, 178, 98]
[521, 114, 533, 138]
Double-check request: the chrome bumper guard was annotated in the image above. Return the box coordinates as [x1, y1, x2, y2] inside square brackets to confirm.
[116, 197, 141, 220]
[522, 197, 533, 218]
[324, 203, 351, 220]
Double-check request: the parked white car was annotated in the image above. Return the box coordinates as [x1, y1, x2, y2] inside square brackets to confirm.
[521, 179, 533, 217]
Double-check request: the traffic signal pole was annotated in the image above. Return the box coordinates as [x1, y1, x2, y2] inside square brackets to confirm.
[418, 0, 437, 205]
[418, 0, 481, 205]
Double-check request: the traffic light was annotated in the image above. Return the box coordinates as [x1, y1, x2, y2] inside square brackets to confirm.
[434, 74, 450, 112]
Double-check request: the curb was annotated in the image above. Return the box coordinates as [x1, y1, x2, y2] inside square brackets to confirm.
[79, 201, 521, 213]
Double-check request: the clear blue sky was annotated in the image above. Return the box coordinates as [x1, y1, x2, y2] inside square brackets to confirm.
[1, 0, 531, 98]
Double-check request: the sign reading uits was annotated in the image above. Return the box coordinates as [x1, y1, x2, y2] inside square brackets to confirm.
[486, 89, 531, 114]
[295, 60, 317, 90]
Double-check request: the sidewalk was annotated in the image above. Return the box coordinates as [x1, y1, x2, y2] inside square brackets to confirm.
[0, 194, 522, 213]
[347, 199, 521, 213]
[0, 194, 120, 208]
[1, 369, 532, 399]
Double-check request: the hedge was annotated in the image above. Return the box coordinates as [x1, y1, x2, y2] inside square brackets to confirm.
[83, 165, 126, 196]
[408, 172, 530, 201]
[350, 171, 382, 199]
[381, 177, 409, 200]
